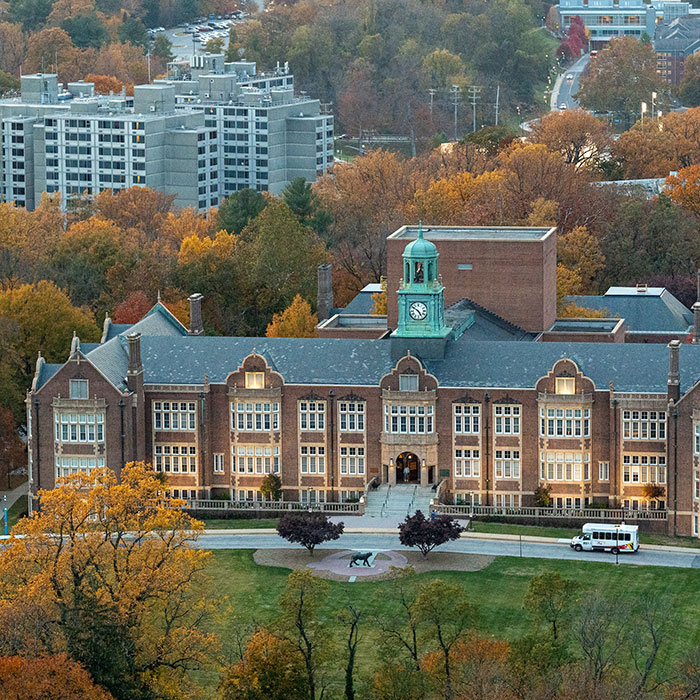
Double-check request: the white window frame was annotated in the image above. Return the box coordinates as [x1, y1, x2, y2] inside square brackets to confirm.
[299, 401, 326, 431]
[339, 402, 365, 432]
[622, 454, 666, 484]
[599, 461, 610, 481]
[153, 401, 197, 431]
[539, 407, 590, 437]
[494, 450, 520, 479]
[383, 404, 434, 434]
[55, 412, 105, 443]
[232, 402, 279, 432]
[555, 377, 575, 395]
[300, 445, 325, 474]
[622, 410, 666, 441]
[454, 449, 480, 477]
[154, 444, 197, 473]
[454, 404, 480, 434]
[494, 405, 520, 435]
[214, 453, 225, 473]
[339, 446, 365, 475]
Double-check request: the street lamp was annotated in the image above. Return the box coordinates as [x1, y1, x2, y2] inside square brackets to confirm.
[651, 91, 657, 120]
[615, 522, 620, 566]
[641, 101, 647, 131]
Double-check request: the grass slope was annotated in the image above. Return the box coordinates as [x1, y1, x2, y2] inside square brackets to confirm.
[199, 549, 700, 695]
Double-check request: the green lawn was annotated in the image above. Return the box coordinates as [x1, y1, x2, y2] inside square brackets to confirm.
[196, 549, 700, 695]
[202, 518, 279, 529]
[467, 520, 700, 548]
[6, 496, 28, 530]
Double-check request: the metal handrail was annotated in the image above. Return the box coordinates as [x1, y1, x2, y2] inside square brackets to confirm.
[380, 484, 391, 518]
[435, 504, 668, 521]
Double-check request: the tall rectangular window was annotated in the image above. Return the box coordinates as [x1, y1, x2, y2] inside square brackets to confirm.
[299, 401, 326, 431]
[494, 450, 520, 479]
[214, 453, 225, 473]
[454, 449, 480, 477]
[454, 404, 480, 434]
[339, 402, 365, 432]
[599, 461, 610, 481]
[300, 446, 325, 474]
[622, 455, 666, 483]
[494, 405, 520, 435]
[339, 447, 365, 475]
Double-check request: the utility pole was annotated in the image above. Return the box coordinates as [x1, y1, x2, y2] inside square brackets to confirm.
[450, 84, 461, 141]
[468, 85, 482, 133]
[428, 88, 436, 116]
[494, 84, 500, 126]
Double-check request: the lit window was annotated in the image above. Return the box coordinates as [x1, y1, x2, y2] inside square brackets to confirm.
[399, 374, 419, 392]
[556, 377, 575, 395]
[69, 379, 88, 399]
[245, 372, 265, 389]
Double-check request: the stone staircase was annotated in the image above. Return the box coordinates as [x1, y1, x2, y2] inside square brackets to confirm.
[364, 484, 435, 519]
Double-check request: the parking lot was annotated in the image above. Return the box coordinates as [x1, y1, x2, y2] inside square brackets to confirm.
[159, 14, 250, 60]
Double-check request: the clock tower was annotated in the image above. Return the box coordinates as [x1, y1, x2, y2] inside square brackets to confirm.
[392, 224, 451, 346]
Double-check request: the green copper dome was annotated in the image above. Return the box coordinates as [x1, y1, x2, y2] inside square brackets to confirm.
[403, 223, 437, 259]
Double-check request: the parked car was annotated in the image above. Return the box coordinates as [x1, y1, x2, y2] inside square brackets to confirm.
[558, 103, 567, 110]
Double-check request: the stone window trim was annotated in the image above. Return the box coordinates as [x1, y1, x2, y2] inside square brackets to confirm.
[52, 397, 107, 411]
[382, 388, 436, 403]
[228, 387, 281, 401]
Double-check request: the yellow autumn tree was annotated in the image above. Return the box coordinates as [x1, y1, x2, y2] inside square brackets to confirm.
[371, 277, 387, 315]
[266, 294, 318, 337]
[0, 462, 217, 700]
[558, 225, 605, 294]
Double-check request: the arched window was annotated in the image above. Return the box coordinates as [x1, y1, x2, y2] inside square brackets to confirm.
[427, 262, 434, 281]
[414, 262, 424, 284]
[404, 262, 410, 281]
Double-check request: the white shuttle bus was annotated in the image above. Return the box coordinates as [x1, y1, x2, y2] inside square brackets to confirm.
[570, 523, 639, 554]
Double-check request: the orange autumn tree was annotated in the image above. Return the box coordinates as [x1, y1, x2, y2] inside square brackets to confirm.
[667, 164, 700, 217]
[218, 629, 309, 700]
[0, 463, 217, 700]
[266, 294, 318, 337]
[0, 654, 114, 700]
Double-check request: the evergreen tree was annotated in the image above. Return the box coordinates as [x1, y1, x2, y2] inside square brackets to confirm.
[216, 188, 267, 235]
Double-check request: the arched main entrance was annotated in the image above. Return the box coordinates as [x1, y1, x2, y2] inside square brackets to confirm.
[396, 452, 420, 483]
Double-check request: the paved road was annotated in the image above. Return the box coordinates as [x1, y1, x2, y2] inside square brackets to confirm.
[195, 532, 700, 569]
[552, 53, 590, 111]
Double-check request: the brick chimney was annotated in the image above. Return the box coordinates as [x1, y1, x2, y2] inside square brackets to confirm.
[126, 332, 143, 392]
[317, 264, 334, 321]
[693, 302, 700, 344]
[188, 293, 204, 336]
[668, 339, 681, 402]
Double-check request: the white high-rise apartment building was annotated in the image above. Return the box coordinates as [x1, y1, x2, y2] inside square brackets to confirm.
[0, 58, 333, 211]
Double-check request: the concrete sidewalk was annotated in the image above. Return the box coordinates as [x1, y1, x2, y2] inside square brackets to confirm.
[0, 481, 28, 515]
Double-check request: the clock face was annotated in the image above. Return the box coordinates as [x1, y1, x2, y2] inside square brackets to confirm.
[409, 301, 428, 320]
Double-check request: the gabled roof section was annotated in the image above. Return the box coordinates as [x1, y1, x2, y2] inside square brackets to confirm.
[85, 303, 189, 390]
[568, 287, 693, 334]
[34, 362, 62, 390]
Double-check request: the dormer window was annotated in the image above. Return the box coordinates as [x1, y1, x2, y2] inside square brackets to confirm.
[556, 377, 575, 395]
[245, 372, 265, 389]
[399, 374, 419, 392]
[69, 379, 88, 399]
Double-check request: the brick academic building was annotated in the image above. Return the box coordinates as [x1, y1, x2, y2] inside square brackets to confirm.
[26, 225, 700, 537]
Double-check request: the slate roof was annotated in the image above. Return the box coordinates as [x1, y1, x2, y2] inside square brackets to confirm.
[104, 323, 131, 341]
[138, 336, 394, 386]
[75, 304, 189, 391]
[568, 288, 693, 334]
[425, 340, 700, 394]
[34, 297, 700, 397]
[342, 284, 383, 315]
